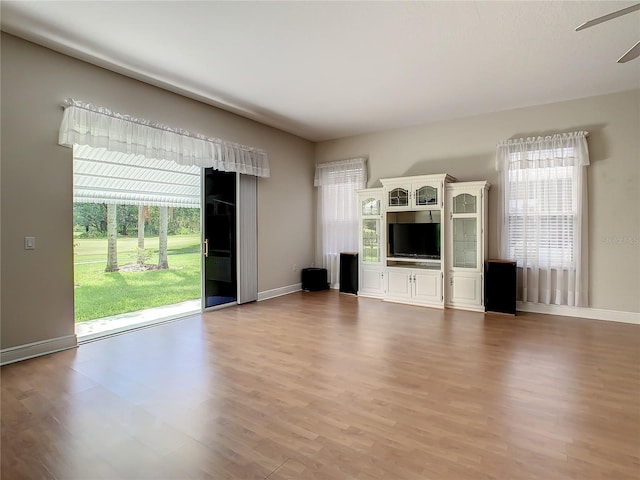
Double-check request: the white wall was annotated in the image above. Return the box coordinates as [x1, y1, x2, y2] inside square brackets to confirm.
[316, 90, 640, 314]
[0, 33, 316, 350]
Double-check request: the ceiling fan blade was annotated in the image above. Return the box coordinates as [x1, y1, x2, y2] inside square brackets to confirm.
[575, 3, 640, 31]
[617, 40, 640, 63]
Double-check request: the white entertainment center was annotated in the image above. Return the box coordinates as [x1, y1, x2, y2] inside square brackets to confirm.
[357, 174, 490, 312]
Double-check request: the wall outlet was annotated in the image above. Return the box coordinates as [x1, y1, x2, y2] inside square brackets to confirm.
[292, 263, 297, 271]
[24, 236, 36, 250]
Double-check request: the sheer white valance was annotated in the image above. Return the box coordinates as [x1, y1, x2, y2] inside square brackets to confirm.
[314, 157, 368, 186]
[496, 131, 589, 171]
[58, 99, 270, 178]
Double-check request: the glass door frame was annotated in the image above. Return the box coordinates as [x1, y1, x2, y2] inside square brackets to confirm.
[448, 189, 482, 274]
[201, 169, 239, 312]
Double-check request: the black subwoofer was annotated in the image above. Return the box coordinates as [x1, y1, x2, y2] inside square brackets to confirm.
[301, 268, 329, 291]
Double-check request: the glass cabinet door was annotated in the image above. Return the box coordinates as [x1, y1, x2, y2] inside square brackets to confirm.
[362, 218, 381, 263]
[388, 187, 409, 207]
[451, 192, 479, 269]
[453, 193, 476, 214]
[452, 217, 477, 268]
[415, 185, 438, 206]
[362, 197, 381, 216]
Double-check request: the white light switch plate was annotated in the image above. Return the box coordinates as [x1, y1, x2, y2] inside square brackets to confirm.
[24, 236, 36, 250]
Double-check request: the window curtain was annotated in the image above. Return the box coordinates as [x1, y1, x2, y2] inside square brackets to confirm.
[496, 131, 589, 307]
[59, 99, 270, 177]
[315, 157, 367, 288]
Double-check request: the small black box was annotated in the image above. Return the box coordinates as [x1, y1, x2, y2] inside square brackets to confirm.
[301, 268, 329, 291]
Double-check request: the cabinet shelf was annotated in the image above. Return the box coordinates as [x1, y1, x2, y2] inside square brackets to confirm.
[387, 258, 441, 269]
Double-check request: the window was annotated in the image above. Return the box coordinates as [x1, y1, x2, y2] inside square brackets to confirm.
[506, 153, 576, 269]
[314, 158, 367, 287]
[497, 132, 589, 306]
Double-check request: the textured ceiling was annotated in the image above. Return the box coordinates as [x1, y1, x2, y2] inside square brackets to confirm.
[2, 1, 639, 141]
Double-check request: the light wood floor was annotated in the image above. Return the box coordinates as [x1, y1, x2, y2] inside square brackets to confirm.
[2, 291, 639, 479]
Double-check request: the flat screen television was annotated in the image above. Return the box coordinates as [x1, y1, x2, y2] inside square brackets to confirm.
[388, 222, 440, 259]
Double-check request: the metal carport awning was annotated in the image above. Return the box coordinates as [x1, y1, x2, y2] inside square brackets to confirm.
[73, 144, 201, 208]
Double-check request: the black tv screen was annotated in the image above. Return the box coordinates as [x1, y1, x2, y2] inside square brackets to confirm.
[389, 223, 440, 259]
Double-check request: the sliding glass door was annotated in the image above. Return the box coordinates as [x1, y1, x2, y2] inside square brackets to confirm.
[203, 169, 237, 308]
[201, 168, 258, 309]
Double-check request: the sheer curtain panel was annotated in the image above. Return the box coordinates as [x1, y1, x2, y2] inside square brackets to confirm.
[59, 99, 270, 177]
[496, 131, 589, 307]
[315, 158, 367, 288]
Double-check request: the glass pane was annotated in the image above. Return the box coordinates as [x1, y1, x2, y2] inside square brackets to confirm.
[453, 217, 477, 268]
[415, 186, 437, 206]
[205, 169, 237, 307]
[388, 188, 409, 207]
[453, 193, 476, 214]
[362, 218, 380, 262]
[362, 197, 380, 216]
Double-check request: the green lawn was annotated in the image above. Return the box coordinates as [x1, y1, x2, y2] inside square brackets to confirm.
[74, 234, 201, 322]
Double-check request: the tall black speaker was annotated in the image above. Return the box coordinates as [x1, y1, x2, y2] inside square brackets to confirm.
[485, 260, 516, 315]
[339, 252, 358, 295]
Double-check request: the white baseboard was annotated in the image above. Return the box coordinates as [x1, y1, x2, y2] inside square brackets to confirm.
[258, 283, 302, 302]
[1, 334, 78, 366]
[517, 302, 640, 324]
[357, 292, 384, 300]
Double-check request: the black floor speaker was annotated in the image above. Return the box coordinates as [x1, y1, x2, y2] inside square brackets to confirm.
[485, 259, 517, 315]
[339, 252, 358, 294]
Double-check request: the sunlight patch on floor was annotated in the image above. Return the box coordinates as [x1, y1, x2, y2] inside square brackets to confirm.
[75, 299, 201, 341]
